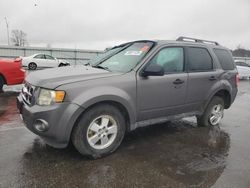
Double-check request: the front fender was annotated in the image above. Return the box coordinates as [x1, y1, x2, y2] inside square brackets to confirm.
[72, 86, 137, 126]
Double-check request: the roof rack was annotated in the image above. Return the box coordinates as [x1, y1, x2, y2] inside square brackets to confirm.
[176, 36, 219, 46]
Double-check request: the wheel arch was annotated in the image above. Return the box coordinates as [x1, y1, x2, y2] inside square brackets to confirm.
[68, 99, 133, 146]
[205, 89, 231, 110]
[213, 89, 231, 109]
[80, 100, 131, 131]
[58, 63, 64, 67]
[28, 62, 37, 66]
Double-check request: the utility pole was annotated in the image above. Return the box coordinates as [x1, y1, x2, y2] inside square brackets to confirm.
[4, 17, 10, 45]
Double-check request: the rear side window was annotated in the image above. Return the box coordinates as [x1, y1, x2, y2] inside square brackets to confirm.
[188, 47, 213, 72]
[45, 55, 55, 60]
[34, 54, 45, 59]
[214, 49, 235, 70]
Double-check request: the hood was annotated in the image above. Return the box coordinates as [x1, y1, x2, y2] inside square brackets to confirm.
[26, 65, 122, 89]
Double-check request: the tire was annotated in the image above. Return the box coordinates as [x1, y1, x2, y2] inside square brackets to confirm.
[197, 96, 224, 127]
[0, 76, 4, 93]
[71, 104, 126, 159]
[59, 63, 70, 67]
[28, 62, 37, 70]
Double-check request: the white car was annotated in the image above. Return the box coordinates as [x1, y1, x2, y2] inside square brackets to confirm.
[21, 54, 70, 70]
[236, 61, 250, 79]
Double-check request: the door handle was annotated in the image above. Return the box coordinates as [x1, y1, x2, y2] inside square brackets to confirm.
[173, 79, 184, 85]
[209, 76, 217, 81]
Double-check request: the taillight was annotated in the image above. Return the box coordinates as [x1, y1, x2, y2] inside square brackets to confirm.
[236, 73, 240, 87]
[19, 60, 22, 69]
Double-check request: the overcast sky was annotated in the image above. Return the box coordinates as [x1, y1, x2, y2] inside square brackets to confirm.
[0, 0, 249, 50]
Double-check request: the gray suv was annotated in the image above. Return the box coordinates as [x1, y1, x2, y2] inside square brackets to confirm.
[17, 37, 238, 158]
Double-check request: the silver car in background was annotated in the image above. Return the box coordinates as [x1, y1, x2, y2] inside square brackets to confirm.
[21, 54, 70, 70]
[235, 61, 250, 79]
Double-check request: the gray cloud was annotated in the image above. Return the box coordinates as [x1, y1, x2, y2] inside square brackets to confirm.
[0, 0, 249, 50]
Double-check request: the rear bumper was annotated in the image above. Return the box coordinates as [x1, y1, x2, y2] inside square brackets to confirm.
[231, 87, 238, 105]
[16, 95, 84, 148]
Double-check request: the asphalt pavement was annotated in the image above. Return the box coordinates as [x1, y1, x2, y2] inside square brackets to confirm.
[0, 81, 249, 188]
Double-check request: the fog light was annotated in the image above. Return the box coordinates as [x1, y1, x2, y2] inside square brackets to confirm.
[34, 119, 49, 132]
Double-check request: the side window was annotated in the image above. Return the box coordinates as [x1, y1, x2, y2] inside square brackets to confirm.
[45, 55, 55, 60]
[34, 54, 45, 59]
[213, 49, 235, 70]
[188, 47, 213, 72]
[147, 47, 184, 74]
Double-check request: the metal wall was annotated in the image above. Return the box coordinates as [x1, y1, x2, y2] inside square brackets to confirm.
[0, 45, 103, 65]
[2, 45, 248, 66]
[234, 57, 250, 65]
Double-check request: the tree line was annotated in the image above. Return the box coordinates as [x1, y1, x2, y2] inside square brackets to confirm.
[232, 47, 250, 57]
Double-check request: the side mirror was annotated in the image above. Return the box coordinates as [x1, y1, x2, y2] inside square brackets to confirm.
[141, 64, 164, 77]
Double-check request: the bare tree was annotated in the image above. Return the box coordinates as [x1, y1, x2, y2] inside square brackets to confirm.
[233, 44, 250, 57]
[11, 30, 28, 46]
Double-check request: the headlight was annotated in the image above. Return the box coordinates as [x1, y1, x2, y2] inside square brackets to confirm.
[37, 88, 65, 106]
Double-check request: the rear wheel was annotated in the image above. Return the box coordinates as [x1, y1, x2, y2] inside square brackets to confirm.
[197, 96, 224, 127]
[71, 104, 126, 159]
[28, 62, 37, 70]
[0, 76, 4, 93]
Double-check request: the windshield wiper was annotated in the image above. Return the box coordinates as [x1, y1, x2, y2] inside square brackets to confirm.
[92, 65, 111, 72]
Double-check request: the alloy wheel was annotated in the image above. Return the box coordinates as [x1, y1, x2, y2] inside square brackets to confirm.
[86, 115, 118, 150]
[209, 104, 224, 125]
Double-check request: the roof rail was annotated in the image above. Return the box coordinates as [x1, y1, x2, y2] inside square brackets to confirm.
[176, 36, 219, 46]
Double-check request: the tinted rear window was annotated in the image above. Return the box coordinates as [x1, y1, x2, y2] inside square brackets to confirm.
[188, 47, 213, 71]
[214, 49, 235, 70]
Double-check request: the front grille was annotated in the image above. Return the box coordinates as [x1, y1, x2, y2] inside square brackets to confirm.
[21, 82, 35, 105]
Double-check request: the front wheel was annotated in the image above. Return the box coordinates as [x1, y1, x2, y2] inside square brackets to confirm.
[197, 96, 224, 127]
[71, 104, 126, 159]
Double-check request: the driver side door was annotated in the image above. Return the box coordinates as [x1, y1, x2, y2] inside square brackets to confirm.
[137, 46, 188, 121]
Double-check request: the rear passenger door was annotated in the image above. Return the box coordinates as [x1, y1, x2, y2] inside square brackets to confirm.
[45, 55, 58, 67]
[186, 47, 221, 110]
[33, 54, 46, 67]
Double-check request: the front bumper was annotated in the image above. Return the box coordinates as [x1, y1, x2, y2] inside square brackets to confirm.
[16, 95, 84, 148]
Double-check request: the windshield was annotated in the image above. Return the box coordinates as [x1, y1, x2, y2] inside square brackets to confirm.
[88, 46, 126, 66]
[94, 42, 154, 73]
